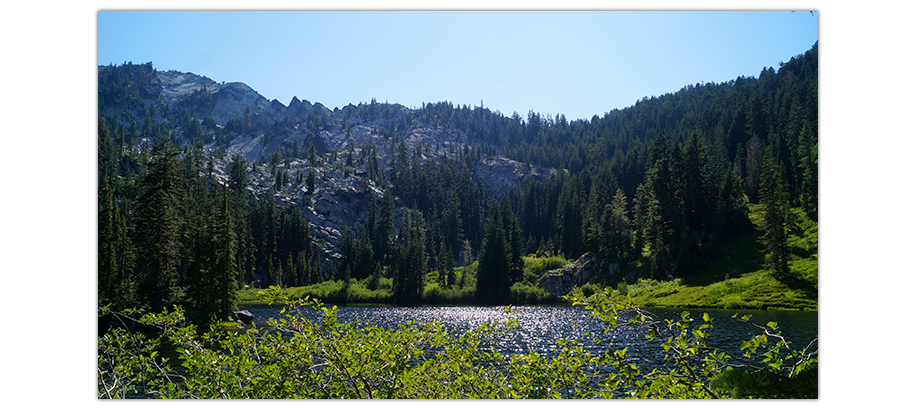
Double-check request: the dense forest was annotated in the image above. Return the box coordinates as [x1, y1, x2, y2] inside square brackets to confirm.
[98, 43, 817, 315]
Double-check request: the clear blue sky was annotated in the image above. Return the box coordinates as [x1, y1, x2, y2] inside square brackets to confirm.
[98, 10, 818, 121]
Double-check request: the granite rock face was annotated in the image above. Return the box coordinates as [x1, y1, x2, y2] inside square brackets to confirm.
[536, 253, 605, 300]
[101, 65, 552, 272]
[475, 156, 551, 199]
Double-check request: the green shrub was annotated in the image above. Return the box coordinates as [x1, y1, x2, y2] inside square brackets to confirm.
[616, 281, 629, 296]
[510, 282, 554, 304]
[422, 283, 477, 304]
[524, 256, 567, 277]
[580, 285, 595, 298]
[99, 294, 817, 399]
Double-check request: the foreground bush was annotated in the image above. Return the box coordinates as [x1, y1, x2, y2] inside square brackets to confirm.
[98, 289, 817, 399]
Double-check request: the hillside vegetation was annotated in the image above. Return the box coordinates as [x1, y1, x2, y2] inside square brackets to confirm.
[99, 43, 818, 315]
[573, 204, 817, 310]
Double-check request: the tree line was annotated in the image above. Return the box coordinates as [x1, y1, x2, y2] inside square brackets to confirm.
[98, 119, 323, 316]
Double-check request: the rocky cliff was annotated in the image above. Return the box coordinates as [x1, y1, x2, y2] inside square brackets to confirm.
[107, 64, 551, 268]
[476, 156, 552, 199]
[536, 253, 644, 300]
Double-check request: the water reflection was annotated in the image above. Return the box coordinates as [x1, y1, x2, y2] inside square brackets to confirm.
[242, 304, 817, 362]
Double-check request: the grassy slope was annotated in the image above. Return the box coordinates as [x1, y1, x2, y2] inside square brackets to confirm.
[622, 205, 818, 310]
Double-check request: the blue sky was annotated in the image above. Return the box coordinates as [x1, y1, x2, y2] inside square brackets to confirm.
[98, 10, 818, 121]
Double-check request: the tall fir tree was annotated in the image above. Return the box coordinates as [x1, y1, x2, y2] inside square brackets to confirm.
[393, 209, 426, 305]
[598, 188, 633, 260]
[758, 148, 791, 279]
[797, 121, 818, 220]
[98, 119, 135, 308]
[476, 203, 511, 304]
[556, 181, 583, 259]
[501, 196, 524, 283]
[134, 137, 183, 311]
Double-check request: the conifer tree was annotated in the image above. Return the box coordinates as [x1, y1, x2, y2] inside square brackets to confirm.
[296, 250, 310, 286]
[797, 122, 818, 220]
[501, 196, 524, 283]
[393, 209, 426, 305]
[285, 253, 296, 288]
[598, 188, 633, 260]
[476, 204, 511, 304]
[98, 178, 135, 308]
[556, 182, 583, 259]
[305, 170, 315, 195]
[228, 155, 254, 286]
[307, 144, 318, 167]
[639, 132, 685, 278]
[337, 226, 357, 281]
[719, 160, 750, 238]
[373, 190, 394, 263]
[759, 149, 791, 279]
[98, 119, 135, 308]
[198, 183, 239, 318]
[134, 137, 183, 311]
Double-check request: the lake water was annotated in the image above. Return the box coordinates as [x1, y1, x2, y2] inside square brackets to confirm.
[240, 304, 818, 362]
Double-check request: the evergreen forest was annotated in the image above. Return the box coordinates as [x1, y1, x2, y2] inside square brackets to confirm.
[98, 43, 818, 317]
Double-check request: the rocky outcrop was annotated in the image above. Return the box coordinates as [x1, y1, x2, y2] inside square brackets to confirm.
[536, 253, 605, 300]
[475, 156, 551, 199]
[232, 310, 254, 324]
[100, 64, 561, 273]
[157, 70, 224, 105]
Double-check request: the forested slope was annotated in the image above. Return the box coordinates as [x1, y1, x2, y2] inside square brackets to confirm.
[98, 42, 817, 312]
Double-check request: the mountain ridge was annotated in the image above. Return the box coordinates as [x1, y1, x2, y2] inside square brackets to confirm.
[99, 62, 551, 271]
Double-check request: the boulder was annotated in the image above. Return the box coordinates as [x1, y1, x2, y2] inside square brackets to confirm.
[233, 310, 254, 324]
[536, 253, 605, 300]
[183, 307, 209, 325]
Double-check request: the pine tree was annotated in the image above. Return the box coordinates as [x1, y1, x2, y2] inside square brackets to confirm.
[719, 160, 750, 238]
[204, 183, 239, 318]
[305, 169, 315, 195]
[437, 241, 452, 288]
[98, 178, 135, 308]
[98, 119, 135, 308]
[307, 144, 318, 167]
[556, 181, 583, 259]
[759, 149, 791, 279]
[680, 132, 716, 237]
[366, 261, 383, 291]
[296, 250, 310, 286]
[476, 204, 511, 304]
[797, 121, 818, 220]
[285, 253, 296, 288]
[598, 188, 633, 260]
[337, 226, 355, 281]
[640, 132, 685, 279]
[373, 190, 394, 263]
[501, 196, 524, 283]
[393, 209, 426, 305]
[134, 137, 183, 311]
